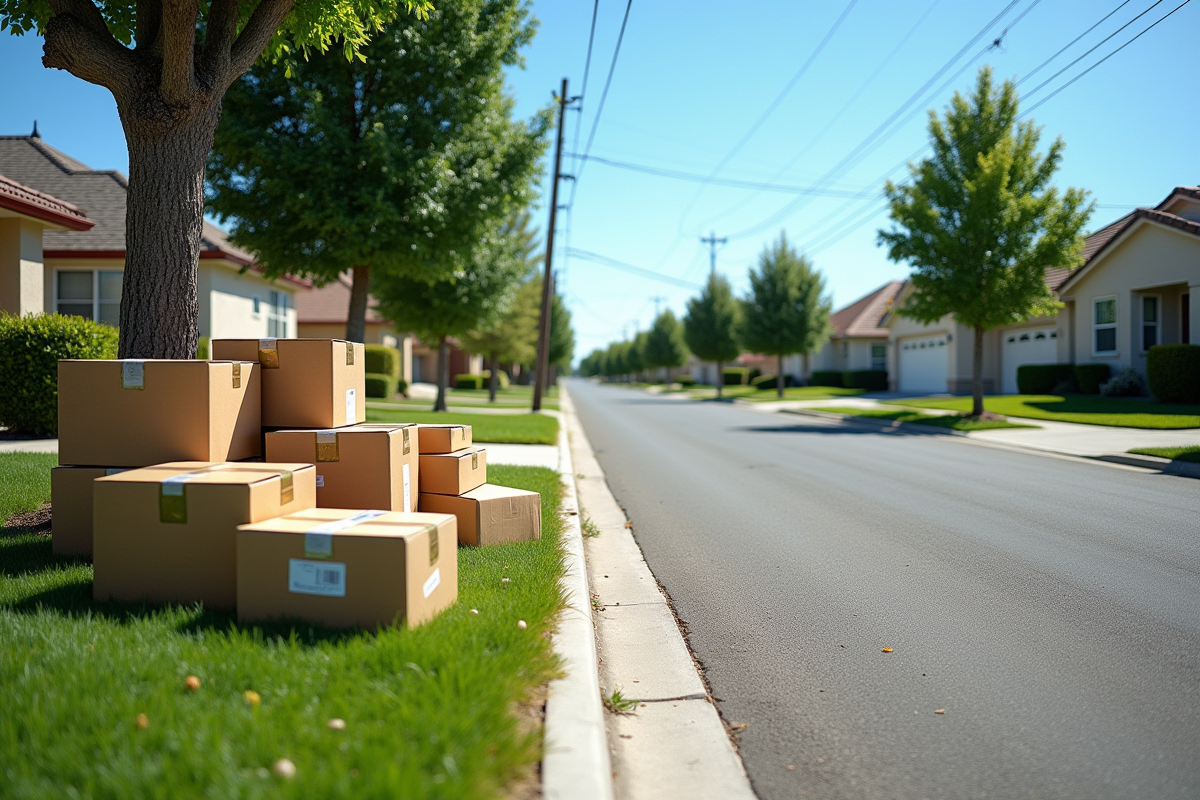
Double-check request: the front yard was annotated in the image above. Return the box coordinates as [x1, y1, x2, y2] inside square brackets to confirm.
[883, 395, 1200, 430]
[686, 385, 868, 402]
[0, 454, 566, 798]
[364, 408, 559, 445]
[811, 407, 1036, 432]
[1128, 445, 1200, 463]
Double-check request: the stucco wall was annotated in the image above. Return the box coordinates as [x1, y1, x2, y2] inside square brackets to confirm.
[0, 217, 44, 316]
[205, 263, 297, 339]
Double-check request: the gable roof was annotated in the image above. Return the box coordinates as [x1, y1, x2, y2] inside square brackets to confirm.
[0, 173, 93, 230]
[829, 280, 906, 338]
[295, 271, 389, 325]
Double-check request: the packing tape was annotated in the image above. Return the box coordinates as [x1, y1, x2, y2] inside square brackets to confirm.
[121, 360, 145, 390]
[231, 361, 241, 389]
[471, 452, 479, 470]
[428, 524, 438, 566]
[258, 338, 280, 369]
[316, 431, 340, 462]
[346, 342, 355, 366]
[304, 509, 388, 556]
[158, 465, 227, 524]
[402, 427, 411, 455]
[279, 470, 294, 505]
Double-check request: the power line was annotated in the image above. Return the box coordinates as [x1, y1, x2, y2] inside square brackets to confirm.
[568, 0, 602, 177]
[568, 153, 870, 196]
[575, 0, 634, 186]
[1016, 0, 1134, 85]
[567, 248, 703, 289]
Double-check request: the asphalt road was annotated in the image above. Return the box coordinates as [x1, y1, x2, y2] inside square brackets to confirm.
[567, 380, 1200, 800]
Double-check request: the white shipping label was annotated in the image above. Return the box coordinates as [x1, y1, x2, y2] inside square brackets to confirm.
[289, 559, 346, 597]
[315, 474, 325, 488]
[121, 360, 144, 389]
[422, 568, 441, 598]
[402, 463, 411, 513]
[309, 509, 387, 535]
[346, 388, 357, 422]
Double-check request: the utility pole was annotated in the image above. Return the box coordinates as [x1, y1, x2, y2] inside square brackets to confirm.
[701, 231, 728, 276]
[651, 295, 666, 317]
[533, 79, 573, 412]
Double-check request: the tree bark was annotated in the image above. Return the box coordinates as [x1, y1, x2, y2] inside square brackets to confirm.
[488, 354, 499, 403]
[972, 325, 985, 417]
[435, 336, 449, 412]
[346, 265, 370, 343]
[716, 360, 723, 399]
[778, 353, 785, 399]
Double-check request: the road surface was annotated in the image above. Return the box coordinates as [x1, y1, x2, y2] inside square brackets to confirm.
[568, 380, 1200, 800]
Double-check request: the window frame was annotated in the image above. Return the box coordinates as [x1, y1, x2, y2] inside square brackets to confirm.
[1140, 293, 1160, 353]
[1092, 295, 1118, 356]
[870, 343, 886, 372]
[267, 290, 289, 338]
[54, 267, 123, 327]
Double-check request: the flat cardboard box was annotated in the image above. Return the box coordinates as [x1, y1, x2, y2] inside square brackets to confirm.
[51, 466, 131, 556]
[236, 508, 458, 629]
[418, 483, 541, 547]
[265, 424, 419, 512]
[418, 446, 486, 496]
[417, 424, 472, 454]
[58, 360, 261, 467]
[92, 461, 316, 608]
[209, 338, 365, 428]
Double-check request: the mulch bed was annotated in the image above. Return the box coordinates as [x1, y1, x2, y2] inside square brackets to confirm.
[2, 503, 52, 536]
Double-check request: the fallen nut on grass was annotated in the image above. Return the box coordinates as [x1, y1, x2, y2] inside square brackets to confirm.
[184, 675, 201, 692]
[501, 577, 510, 585]
[934, 709, 946, 715]
[327, 718, 347, 730]
[881, 647, 893, 653]
[244, 690, 261, 706]
[517, 620, 527, 630]
[272, 758, 297, 779]
[135, 713, 149, 729]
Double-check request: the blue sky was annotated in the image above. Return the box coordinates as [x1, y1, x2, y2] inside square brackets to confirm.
[2, 0, 1198, 359]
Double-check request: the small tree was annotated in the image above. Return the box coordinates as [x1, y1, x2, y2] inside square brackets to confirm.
[626, 331, 648, 383]
[684, 272, 741, 398]
[643, 310, 690, 380]
[879, 67, 1092, 416]
[739, 232, 832, 398]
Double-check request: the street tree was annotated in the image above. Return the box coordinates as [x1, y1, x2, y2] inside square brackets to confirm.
[548, 290, 575, 376]
[643, 310, 689, 379]
[626, 331, 648, 383]
[207, 0, 548, 342]
[879, 67, 1092, 416]
[1, 0, 431, 358]
[684, 272, 740, 398]
[739, 232, 832, 399]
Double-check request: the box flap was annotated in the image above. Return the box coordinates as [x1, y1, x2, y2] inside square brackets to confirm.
[239, 508, 452, 539]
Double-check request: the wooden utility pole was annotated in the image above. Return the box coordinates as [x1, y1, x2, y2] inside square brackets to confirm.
[533, 78, 570, 412]
[701, 231, 728, 276]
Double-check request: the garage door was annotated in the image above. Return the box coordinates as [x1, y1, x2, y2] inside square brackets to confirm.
[1002, 326, 1058, 394]
[898, 333, 949, 394]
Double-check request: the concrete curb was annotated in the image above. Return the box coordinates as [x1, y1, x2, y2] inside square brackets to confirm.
[542, 407, 615, 800]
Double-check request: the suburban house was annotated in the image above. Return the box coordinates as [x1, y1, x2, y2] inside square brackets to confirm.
[0, 131, 307, 335]
[885, 186, 1200, 395]
[784, 280, 905, 381]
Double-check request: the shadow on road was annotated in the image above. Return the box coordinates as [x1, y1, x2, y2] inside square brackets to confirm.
[732, 423, 948, 437]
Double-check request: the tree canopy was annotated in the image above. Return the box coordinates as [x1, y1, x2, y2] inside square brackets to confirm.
[684, 271, 740, 396]
[643, 310, 689, 372]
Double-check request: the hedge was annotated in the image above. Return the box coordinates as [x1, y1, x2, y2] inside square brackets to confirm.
[455, 374, 485, 390]
[751, 373, 795, 390]
[481, 369, 511, 390]
[365, 373, 396, 399]
[842, 370, 888, 391]
[196, 336, 210, 360]
[1074, 363, 1111, 395]
[1146, 344, 1200, 403]
[722, 367, 749, 386]
[676, 376, 696, 387]
[0, 313, 119, 436]
[810, 370, 843, 387]
[1016, 363, 1074, 394]
[365, 344, 401, 378]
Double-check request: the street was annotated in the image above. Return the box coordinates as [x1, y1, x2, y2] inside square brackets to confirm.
[568, 380, 1200, 800]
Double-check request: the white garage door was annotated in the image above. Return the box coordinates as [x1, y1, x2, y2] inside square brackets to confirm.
[1002, 327, 1059, 394]
[898, 333, 949, 394]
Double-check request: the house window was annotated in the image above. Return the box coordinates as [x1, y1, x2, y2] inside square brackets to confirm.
[1093, 296, 1117, 355]
[1141, 295, 1159, 351]
[871, 344, 886, 371]
[267, 290, 289, 337]
[56, 269, 122, 327]
[252, 295, 261, 316]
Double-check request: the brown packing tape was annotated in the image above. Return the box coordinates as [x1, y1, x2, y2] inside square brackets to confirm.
[280, 470, 294, 504]
[346, 342, 355, 366]
[471, 452, 478, 470]
[231, 362, 241, 389]
[316, 431, 340, 462]
[157, 465, 295, 524]
[429, 524, 438, 566]
[258, 338, 280, 369]
[403, 427, 411, 455]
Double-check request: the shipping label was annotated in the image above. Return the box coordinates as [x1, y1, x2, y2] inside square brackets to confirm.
[422, 568, 441, 598]
[345, 388, 357, 423]
[288, 559, 346, 597]
[121, 360, 144, 390]
[315, 474, 325, 488]
[304, 531, 333, 559]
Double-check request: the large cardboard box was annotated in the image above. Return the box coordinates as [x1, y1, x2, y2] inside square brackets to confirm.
[210, 338, 366, 428]
[92, 462, 316, 608]
[417, 424, 471, 454]
[418, 484, 541, 547]
[236, 509, 458, 629]
[58, 360, 260, 467]
[51, 466, 130, 556]
[265, 424, 419, 512]
[419, 446, 486, 496]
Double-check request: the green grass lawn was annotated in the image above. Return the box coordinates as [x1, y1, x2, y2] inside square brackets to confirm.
[374, 386, 559, 411]
[0, 451, 57, 523]
[811, 406, 1037, 432]
[883, 394, 1200, 430]
[684, 385, 867, 402]
[0, 456, 566, 798]
[365, 409, 559, 445]
[1128, 445, 1200, 463]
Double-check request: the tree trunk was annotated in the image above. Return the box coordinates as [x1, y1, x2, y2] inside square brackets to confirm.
[118, 103, 223, 359]
[346, 265, 371, 343]
[716, 360, 724, 399]
[435, 336, 449, 412]
[972, 325, 985, 417]
[488, 354, 499, 403]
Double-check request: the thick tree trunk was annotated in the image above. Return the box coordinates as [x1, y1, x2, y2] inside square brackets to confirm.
[778, 353, 785, 399]
[346, 265, 371, 343]
[435, 336, 449, 412]
[716, 360, 724, 399]
[972, 325, 985, 417]
[118, 103, 222, 359]
[488, 355, 499, 403]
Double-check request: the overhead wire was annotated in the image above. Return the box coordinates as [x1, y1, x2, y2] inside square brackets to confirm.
[1016, 0, 1134, 85]
[567, 248, 703, 289]
[567, 153, 871, 196]
[574, 0, 634, 187]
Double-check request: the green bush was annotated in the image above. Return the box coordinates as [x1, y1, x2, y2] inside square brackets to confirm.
[1146, 344, 1200, 403]
[748, 367, 762, 384]
[396, 378, 409, 396]
[676, 376, 696, 387]
[0, 313, 119, 436]
[481, 369, 511, 390]
[810, 370, 843, 387]
[1074, 363, 1111, 395]
[842, 370, 888, 391]
[196, 336, 210, 360]
[1016, 363, 1074, 394]
[456, 374, 485, 390]
[722, 367, 749, 386]
[365, 372, 396, 399]
[365, 344, 401, 378]
[751, 373, 795, 390]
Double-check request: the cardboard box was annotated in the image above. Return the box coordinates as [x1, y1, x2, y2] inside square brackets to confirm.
[236, 508, 458, 629]
[58, 360, 261, 467]
[418, 484, 541, 547]
[51, 466, 131, 556]
[209, 338, 365, 428]
[265, 424, 419, 512]
[417, 424, 471, 454]
[92, 462, 316, 608]
[418, 446, 486, 496]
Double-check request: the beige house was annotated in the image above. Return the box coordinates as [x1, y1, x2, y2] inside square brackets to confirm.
[885, 186, 1200, 395]
[0, 132, 307, 334]
[783, 280, 904, 381]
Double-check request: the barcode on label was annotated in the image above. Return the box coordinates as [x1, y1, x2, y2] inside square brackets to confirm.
[316, 474, 325, 488]
[288, 559, 346, 597]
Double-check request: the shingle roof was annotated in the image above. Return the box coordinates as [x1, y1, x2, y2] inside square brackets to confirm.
[294, 270, 389, 325]
[829, 280, 906, 338]
[0, 173, 92, 230]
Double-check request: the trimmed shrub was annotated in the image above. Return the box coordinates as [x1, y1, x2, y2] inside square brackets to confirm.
[810, 370, 843, 387]
[1074, 363, 1111, 395]
[455, 373, 485, 390]
[842, 370, 888, 391]
[0, 313, 119, 436]
[751, 373, 795, 390]
[365, 373, 396, 399]
[748, 367, 762, 384]
[1099, 367, 1146, 397]
[481, 369, 511, 390]
[396, 378, 409, 396]
[722, 367, 749, 386]
[196, 336, 210, 360]
[365, 344, 401, 378]
[1016, 363, 1074, 395]
[676, 376, 696, 387]
[1146, 344, 1200, 403]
